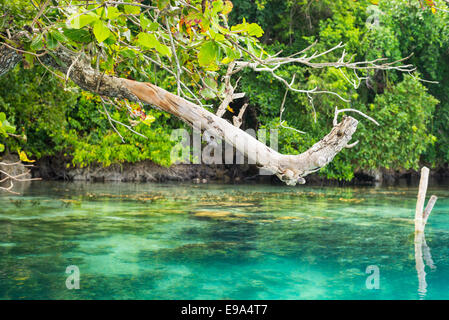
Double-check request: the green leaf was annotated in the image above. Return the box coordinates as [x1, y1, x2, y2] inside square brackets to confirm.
[63, 28, 92, 43]
[247, 23, 264, 37]
[245, 39, 261, 57]
[23, 53, 35, 69]
[30, 34, 44, 50]
[210, 28, 225, 42]
[198, 41, 219, 69]
[46, 33, 59, 50]
[211, 0, 224, 15]
[50, 30, 68, 43]
[137, 33, 172, 57]
[70, 12, 99, 29]
[93, 20, 111, 43]
[3, 119, 15, 132]
[23, 53, 35, 68]
[105, 6, 122, 20]
[222, 0, 233, 15]
[103, 34, 117, 46]
[218, 82, 226, 97]
[0, 112, 6, 122]
[230, 20, 247, 33]
[140, 15, 151, 31]
[148, 22, 159, 32]
[230, 20, 264, 38]
[124, 4, 140, 15]
[204, 77, 218, 90]
[120, 48, 137, 59]
[154, 42, 171, 57]
[221, 45, 240, 63]
[96, 7, 106, 19]
[137, 32, 158, 49]
[0, 144, 4, 153]
[200, 87, 216, 99]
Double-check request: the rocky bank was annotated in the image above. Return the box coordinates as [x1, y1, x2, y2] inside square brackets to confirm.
[27, 155, 449, 186]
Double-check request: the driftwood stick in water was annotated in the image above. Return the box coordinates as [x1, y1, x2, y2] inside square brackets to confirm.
[414, 166, 438, 298]
[415, 167, 429, 233]
[423, 195, 437, 226]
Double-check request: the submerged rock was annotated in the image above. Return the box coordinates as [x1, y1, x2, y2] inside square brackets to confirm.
[193, 211, 233, 218]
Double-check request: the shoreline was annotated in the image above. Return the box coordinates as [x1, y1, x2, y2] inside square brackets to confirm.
[29, 155, 449, 187]
[2, 153, 447, 188]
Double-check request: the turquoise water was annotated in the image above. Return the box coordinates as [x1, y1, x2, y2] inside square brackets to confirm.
[0, 181, 448, 300]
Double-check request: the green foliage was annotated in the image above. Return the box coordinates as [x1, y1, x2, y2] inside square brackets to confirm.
[0, 112, 16, 153]
[0, 0, 35, 30]
[372, 1, 449, 165]
[4, 0, 266, 102]
[0, 67, 74, 158]
[323, 76, 437, 180]
[353, 76, 437, 170]
[234, 0, 443, 180]
[58, 100, 176, 168]
[0, 67, 177, 167]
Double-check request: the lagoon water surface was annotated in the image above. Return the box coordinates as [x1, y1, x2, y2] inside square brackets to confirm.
[0, 181, 448, 299]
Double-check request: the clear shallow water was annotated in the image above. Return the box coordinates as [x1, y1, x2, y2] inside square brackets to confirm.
[0, 181, 448, 300]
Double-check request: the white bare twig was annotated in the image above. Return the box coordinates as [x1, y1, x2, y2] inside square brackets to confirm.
[232, 42, 416, 112]
[217, 61, 239, 118]
[65, 51, 82, 84]
[345, 140, 359, 149]
[232, 102, 248, 128]
[165, 19, 182, 96]
[0, 180, 19, 195]
[100, 97, 148, 140]
[0, 161, 41, 194]
[0, 169, 40, 182]
[279, 86, 306, 134]
[333, 107, 379, 127]
[100, 98, 125, 142]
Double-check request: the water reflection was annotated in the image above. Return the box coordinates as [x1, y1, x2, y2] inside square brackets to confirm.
[415, 232, 436, 299]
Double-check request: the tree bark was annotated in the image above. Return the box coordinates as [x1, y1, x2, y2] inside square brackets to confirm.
[0, 44, 359, 185]
[0, 43, 22, 77]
